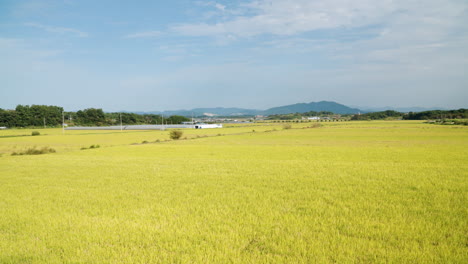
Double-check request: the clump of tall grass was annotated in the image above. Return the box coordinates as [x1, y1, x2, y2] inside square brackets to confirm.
[11, 146, 56, 156]
[31, 131, 40, 136]
[283, 124, 292, 129]
[81, 144, 100, 150]
[303, 123, 321, 129]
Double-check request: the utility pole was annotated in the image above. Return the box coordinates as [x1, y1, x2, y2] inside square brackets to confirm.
[43, 117, 46, 129]
[120, 113, 123, 132]
[62, 112, 65, 135]
[161, 114, 164, 130]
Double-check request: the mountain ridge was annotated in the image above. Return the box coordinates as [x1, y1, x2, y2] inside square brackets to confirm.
[132, 101, 362, 117]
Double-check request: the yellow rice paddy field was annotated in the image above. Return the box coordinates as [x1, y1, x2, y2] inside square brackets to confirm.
[0, 121, 467, 263]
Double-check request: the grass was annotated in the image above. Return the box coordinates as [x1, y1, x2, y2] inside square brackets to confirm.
[11, 146, 56, 156]
[0, 121, 466, 263]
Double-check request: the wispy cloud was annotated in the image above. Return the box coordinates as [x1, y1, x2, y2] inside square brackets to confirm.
[172, 0, 390, 37]
[172, 0, 468, 71]
[24, 22, 88, 37]
[172, 0, 467, 38]
[195, 1, 226, 11]
[124, 31, 162, 39]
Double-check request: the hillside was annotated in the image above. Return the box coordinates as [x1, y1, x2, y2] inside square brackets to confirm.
[262, 101, 362, 115]
[139, 101, 363, 116]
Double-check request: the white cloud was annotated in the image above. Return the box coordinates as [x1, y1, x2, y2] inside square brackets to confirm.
[24, 22, 88, 37]
[124, 31, 162, 39]
[214, 3, 226, 12]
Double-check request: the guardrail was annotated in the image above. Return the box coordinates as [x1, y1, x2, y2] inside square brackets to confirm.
[65, 124, 223, 130]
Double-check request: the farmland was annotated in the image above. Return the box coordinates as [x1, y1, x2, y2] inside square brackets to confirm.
[0, 121, 467, 263]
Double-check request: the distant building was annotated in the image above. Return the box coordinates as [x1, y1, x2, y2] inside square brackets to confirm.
[194, 124, 223, 129]
[307, 116, 320, 120]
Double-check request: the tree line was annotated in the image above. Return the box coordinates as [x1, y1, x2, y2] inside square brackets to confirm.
[0, 105, 190, 128]
[403, 109, 467, 120]
[350, 109, 467, 120]
[1, 105, 466, 127]
[351, 110, 403, 120]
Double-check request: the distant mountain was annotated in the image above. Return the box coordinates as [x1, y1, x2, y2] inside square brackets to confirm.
[136, 107, 259, 117]
[262, 101, 362, 115]
[132, 101, 363, 116]
[357, 106, 448, 113]
[182, 107, 258, 116]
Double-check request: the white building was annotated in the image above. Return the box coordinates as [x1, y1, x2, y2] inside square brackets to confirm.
[194, 124, 223, 129]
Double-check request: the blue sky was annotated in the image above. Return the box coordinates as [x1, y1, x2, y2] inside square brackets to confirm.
[1, 0, 467, 111]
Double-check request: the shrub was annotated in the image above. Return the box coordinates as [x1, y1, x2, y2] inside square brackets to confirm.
[142, 140, 149, 144]
[31, 131, 40, 136]
[169, 130, 183, 140]
[283, 124, 292, 129]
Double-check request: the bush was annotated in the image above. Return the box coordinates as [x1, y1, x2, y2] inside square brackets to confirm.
[169, 130, 183, 140]
[283, 124, 292, 129]
[31, 131, 40, 136]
